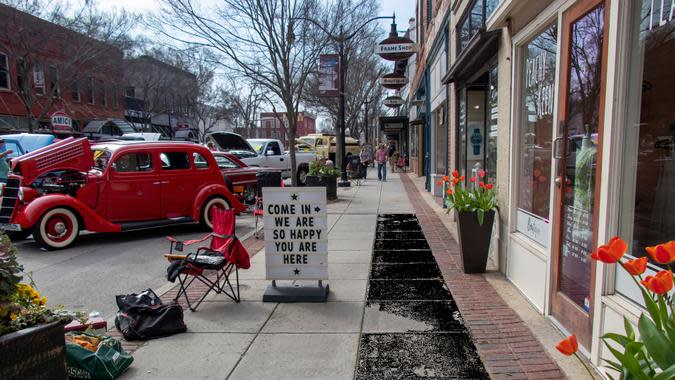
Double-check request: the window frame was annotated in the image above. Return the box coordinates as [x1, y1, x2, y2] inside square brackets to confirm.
[193, 152, 210, 169]
[0, 52, 10, 91]
[33, 63, 45, 96]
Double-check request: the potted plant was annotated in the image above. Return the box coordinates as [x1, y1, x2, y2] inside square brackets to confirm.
[442, 169, 497, 273]
[555, 238, 675, 379]
[306, 159, 339, 200]
[0, 232, 79, 379]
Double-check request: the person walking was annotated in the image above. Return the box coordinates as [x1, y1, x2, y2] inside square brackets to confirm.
[375, 144, 388, 182]
[359, 145, 371, 179]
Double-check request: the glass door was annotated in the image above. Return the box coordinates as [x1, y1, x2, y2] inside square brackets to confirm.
[550, 0, 609, 350]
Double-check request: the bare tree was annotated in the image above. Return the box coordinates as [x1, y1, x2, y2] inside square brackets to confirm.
[222, 79, 266, 139]
[151, 0, 331, 185]
[0, 0, 134, 131]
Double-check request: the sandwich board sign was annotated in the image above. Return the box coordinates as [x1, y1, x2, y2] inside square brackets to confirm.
[262, 187, 329, 302]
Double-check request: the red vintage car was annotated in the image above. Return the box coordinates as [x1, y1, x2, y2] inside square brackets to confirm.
[210, 152, 263, 205]
[1, 138, 245, 250]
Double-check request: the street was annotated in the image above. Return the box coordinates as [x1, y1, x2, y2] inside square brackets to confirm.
[15, 215, 257, 319]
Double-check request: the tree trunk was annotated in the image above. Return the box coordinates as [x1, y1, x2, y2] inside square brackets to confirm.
[287, 108, 297, 186]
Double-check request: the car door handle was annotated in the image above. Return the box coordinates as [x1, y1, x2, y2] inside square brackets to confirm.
[280, 158, 284, 161]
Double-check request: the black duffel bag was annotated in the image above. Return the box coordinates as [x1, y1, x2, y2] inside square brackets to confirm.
[114, 289, 187, 341]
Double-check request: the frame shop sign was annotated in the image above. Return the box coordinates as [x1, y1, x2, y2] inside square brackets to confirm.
[263, 187, 327, 280]
[51, 111, 72, 132]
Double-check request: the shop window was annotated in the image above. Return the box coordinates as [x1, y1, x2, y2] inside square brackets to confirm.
[85, 77, 94, 104]
[486, 65, 498, 185]
[0, 52, 9, 90]
[410, 124, 419, 158]
[457, 87, 467, 179]
[457, 0, 500, 55]
[616, 1, 675, 301]
[515, 24, 558, 246]
[435, 107, 446, 174]
[33, 63, 45, 95]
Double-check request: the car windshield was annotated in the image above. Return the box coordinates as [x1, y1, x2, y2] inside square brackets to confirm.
[250, 143, 264, 154]
[4, 142, 22, 158]
[92, 149, 112, 170]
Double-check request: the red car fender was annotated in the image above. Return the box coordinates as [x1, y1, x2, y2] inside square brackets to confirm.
[13, 194, 121, 233]
[191, 184, 247, 221]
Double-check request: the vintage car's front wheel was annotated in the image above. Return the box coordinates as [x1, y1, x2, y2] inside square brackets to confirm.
[200, 197, 231, 230]
[33, 208, 80, 250]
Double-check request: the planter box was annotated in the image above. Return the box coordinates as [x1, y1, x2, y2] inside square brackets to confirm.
[0, 320, 68, 380]
[306, 175, 337, 200]
[456, 210, 495, 274]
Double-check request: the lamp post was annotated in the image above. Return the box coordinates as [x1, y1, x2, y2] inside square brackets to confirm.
[290, 14, 398, 187]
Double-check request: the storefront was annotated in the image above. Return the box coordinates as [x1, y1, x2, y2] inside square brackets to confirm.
[490, 0, 674, 370]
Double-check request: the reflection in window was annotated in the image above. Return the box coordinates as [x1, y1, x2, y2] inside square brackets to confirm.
[486, 65, 498, 185]
[160, 152, 190, 170]
[193, 153, 209, 169]
[457, 0, 500, 54]
[114, 153, 152, 172]
[458, 88, 467, 179]
[619, 1, 675, 275]
[517, 24, 558, 221]
[215, 155, 238, 169]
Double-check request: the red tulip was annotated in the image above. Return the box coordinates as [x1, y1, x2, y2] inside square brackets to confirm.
[590, 237, 627, 264]
[459, 176, 465, 181]
[556, 335, 578, 356]
[478, 169, 486, 178]
[470, 177, 476, 183]
[642, 270, 673, 295]
[443, 176, 449, 182]
[446, 189, 453, 195]
[437, 180, 443, 186]
[452, 178, 459, 186]
[646, 241, 675, 264]
[486, 184, 493, 190]
[452, 169, 459, 178]
[479, 182, 485, 188]
[622, 257, 647, 276]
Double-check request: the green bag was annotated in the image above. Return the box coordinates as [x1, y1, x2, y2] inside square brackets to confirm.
[65, 332, 133, 380]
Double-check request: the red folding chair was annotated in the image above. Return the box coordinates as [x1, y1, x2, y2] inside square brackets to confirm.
[165, 209, 250, 311]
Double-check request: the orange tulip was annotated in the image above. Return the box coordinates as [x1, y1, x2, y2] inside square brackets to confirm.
[556, 335, 578, 356]
[443, 176, 449, 182]
[459, 176, 465, 181]
[642, 270, 673, 295]
[452, 169, 459, 178]
[590, 237, 627, 264]
[646, 241, 675, 264]
[446, 189, 453, 195]
[622, 257, 647, 276]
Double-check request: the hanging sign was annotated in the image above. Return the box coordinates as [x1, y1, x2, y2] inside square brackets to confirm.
[375, 39, 417, 61]
[318, 54, 340, 97]
[263, 187, 328, 280]
[380, 73, 408, 89]
[51, 111, 72, 132]
[384, 95, 404, 108]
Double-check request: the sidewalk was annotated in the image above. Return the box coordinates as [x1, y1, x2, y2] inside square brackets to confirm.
[117, 171, 591, 379]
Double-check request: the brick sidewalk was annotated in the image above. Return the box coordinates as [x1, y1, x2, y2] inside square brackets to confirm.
[400, 173, 566, 380]
[107, 234, 265, 354]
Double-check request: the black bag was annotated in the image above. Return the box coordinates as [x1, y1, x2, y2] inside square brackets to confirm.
[115, 288, 162, 310]
[115, 303, 187, 341]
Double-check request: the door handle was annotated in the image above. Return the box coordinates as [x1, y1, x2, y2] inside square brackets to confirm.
[554, 176, 563, 188]
[553, 137, 564, 160]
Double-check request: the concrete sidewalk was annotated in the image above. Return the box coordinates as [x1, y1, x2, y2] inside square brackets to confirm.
[120, 172, 412, 379]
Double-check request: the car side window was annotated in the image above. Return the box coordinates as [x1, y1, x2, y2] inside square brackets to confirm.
[268, 142, 282, 155]
[193, 152, 209, 169]
[215, 156, 238, 169]
[316, 139, 323, 146]
[160, 152, 190, 170]
[113, 153, 153, 173]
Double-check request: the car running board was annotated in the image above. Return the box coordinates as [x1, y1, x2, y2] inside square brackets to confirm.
[119, 217, 194, 231]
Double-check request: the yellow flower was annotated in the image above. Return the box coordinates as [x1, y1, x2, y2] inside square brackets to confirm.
[9, 313, 17, 321]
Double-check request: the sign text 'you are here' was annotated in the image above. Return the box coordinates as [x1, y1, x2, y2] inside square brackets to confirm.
[263, 187, 327, 280]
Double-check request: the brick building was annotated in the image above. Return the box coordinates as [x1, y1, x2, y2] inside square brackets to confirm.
[0, 4, 124, 134]
[258, 112, 316, 146]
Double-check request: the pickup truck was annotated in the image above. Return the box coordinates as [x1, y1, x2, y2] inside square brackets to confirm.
[207, 132, 317, 185]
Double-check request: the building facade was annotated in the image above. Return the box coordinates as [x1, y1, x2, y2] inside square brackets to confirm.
[405, 0, 674, 375]
[259, 112, 316, 146]
[0, 4, 124, 134]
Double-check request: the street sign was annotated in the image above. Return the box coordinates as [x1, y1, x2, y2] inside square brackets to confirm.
[51, 111, 72, 132]
[384, 95, 404, 108]
[319, 54, 339, 97]
[380, 73, 408, 90]
[264, 187, 327, 279]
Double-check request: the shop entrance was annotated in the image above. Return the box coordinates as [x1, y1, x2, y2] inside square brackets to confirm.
[550, 0, 609, 349]
[458, 71, 493, 181]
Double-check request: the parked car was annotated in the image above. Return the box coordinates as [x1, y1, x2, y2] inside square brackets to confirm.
[207, 132, 316, 185]
[0, 133, 56, 158]
[207, 152, 270, 205]
[2, 138, 245, 250]
[298, 133, 360, 161]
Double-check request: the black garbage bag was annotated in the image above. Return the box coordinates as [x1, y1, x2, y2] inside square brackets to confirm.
[115, 288, 162, 310]
[114, 289, 186, 341]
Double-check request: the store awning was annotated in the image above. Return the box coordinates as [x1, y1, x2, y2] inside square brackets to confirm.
[442, 29, 501, 84]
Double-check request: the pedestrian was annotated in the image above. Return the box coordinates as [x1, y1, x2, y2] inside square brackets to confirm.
[359, 145, 371, 179]
[0, 139, 13, 183]
[387, 141, 396, 172]
[375, 144, 388, 182]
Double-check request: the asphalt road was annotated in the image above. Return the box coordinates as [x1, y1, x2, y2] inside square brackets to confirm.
[15, 214, 257, 320]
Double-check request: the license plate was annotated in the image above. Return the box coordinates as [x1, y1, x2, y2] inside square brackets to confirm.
[0, 223, 21, 231]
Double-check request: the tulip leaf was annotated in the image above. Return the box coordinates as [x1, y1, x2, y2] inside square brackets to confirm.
[624, 316, 636, 341]
[602, 332, 631, 347]
[603, 341, 650, 380]
[638, 314, 675, 370]
[641, 288, 663, 330]
[476, 209, 484, 226]
[657, 296, 670, 331]
[653, 363, 675, 380]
